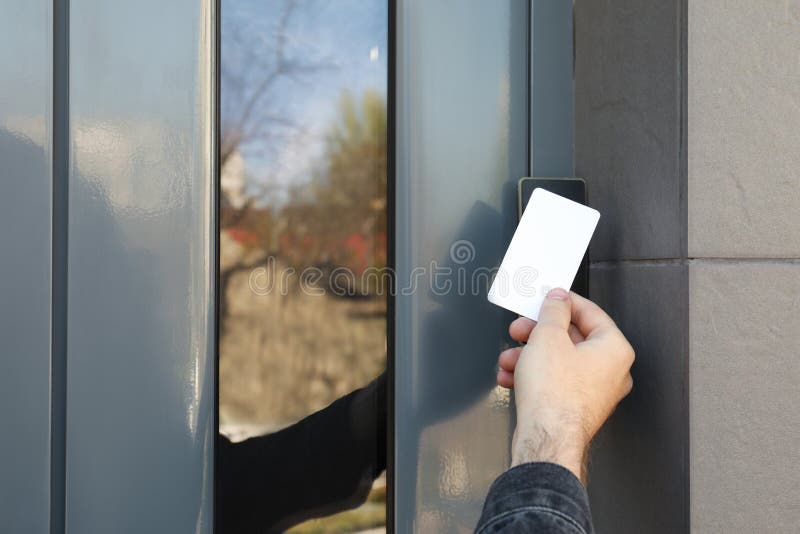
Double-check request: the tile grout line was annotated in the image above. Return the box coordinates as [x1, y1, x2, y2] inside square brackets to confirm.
[591, 257, 800, 268]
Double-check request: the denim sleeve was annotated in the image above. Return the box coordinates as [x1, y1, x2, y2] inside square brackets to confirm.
[475, 462, 595, 534]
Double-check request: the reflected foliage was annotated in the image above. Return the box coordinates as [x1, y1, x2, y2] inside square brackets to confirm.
[219, 0, 388, 531]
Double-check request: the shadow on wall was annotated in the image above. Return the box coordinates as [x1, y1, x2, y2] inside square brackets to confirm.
[65, 123, 213, 531]
[416, 201, 512, 426]
[0, 125, 52, 534]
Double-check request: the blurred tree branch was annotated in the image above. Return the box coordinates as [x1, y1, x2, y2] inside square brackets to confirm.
[220, 0, 333, 326]
[221, 0, 333, 235]
[221, 0, 330, 172]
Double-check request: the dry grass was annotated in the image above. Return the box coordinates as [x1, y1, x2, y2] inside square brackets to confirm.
[219, 235, 388, 531]
[219, 235, 387, 432]
[288, 478, 386, 534]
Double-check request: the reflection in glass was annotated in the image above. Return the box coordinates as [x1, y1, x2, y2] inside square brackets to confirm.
[218, 0, 388, 532]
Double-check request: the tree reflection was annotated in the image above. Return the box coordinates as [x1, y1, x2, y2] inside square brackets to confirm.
[219, 1, 388, 531]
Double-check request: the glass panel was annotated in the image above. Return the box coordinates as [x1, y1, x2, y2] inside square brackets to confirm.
[218, 1, 388, 532]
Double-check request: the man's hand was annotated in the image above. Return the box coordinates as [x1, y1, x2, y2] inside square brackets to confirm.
[496, 288, 635, 485]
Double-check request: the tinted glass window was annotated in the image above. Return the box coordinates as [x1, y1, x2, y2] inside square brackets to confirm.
[219, 1, 388, 531]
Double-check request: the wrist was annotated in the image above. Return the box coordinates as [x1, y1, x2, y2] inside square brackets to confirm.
[511, 421, 589, 485]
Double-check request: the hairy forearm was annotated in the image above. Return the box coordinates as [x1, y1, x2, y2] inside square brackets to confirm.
[511, 419, 589, 486]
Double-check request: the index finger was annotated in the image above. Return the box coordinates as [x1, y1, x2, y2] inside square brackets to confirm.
[509, 317, 536, 343]
[569, 291, 619, 340]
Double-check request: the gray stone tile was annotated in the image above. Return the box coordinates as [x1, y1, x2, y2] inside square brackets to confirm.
[575, 0, 685, 261]
[690, 261, 800, 532]
[588, 262, 689, 534]
[689, 1, 800, 258]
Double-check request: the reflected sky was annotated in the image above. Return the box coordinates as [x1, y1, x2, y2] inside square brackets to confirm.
[222, 0, 387, 202]
[219, 4, 389, 530]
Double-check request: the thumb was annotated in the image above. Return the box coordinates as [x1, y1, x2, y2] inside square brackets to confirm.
[536, 287, 572, 331]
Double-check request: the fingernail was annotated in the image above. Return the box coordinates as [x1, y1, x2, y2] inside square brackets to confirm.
[546, 288, 569, 300]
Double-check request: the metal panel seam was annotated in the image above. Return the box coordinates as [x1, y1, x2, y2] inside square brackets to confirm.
[50, 0, 69, 532]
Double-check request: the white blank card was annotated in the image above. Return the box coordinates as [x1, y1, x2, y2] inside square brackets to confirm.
[488, 188, 600, 320]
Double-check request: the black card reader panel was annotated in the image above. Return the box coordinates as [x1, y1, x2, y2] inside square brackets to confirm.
[518, 177, 589, 298]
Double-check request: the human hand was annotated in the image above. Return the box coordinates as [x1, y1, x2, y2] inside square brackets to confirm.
[496, 288, 635, 485]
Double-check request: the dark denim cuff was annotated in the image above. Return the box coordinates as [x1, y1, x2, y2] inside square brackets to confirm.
[475, 462, 594, 534]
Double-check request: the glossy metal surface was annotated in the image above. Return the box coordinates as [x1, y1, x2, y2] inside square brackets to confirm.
[66, 1, 216, 532]
[0, 2, 52, 532]
[530, 0, 575, 176]
[394, 1, 529, 530]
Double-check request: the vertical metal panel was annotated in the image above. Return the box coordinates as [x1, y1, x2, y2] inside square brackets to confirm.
[530, 0, 574, 176]
[394, 1, 528, 531]
[0, 1, 52, 532]
[66, 1, 215, 532]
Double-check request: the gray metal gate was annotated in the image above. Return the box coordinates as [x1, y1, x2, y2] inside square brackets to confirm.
[0, 1, 686, 532]
[1, 0, 215, 532]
